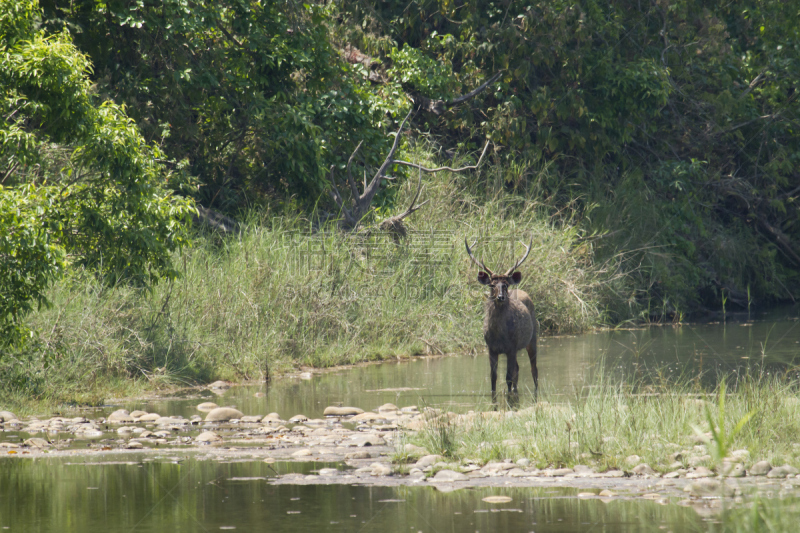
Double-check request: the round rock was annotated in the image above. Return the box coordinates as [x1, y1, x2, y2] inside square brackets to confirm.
[632, 464, 656, 476]
[323, 406, 364, 417]
[205, 408, 244, 422]
[750, 460, 772, 476]
[138, 413, 161, 422]
[107, 409, 135, 424]
[0, 411, 18, 422]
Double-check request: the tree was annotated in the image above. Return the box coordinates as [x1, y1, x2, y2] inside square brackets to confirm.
[0, 0, 194, 345]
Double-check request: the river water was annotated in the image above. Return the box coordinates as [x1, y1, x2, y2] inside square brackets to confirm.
[3, 308, 800, 532]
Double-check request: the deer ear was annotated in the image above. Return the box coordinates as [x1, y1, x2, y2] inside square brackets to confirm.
[510, 271, 522, 285]
[477, 272, 491, 285]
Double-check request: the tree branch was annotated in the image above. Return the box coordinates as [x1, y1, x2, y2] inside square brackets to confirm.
[392, 140, 490, 173]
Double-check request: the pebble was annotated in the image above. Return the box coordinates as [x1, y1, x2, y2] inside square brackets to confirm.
[204, 408, 244, 422]
[318, 468, 339, 476]
[632, 464, 656, 476]
[377, 403, 399, 413]
[292, 449, 313, 457]
[23, 438, 50, 448]
[125, 440, 144, 449]
[288, 415, 308, 423]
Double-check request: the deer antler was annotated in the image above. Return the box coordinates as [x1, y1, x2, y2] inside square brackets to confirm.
[465, 238, 494, 275]
[504, 239, 533, 276]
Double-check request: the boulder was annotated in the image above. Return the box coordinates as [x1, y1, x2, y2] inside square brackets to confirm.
[196, 402, 219, 412]
[130, 410, 148, 418]
[632, 464, 656, 476]
[378, 403, 399, 413]
[205, 408, 244, 422]
[138, 413, 161, 422]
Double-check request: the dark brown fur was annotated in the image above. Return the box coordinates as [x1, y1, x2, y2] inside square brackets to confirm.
[466, 238, 538, 394]
[480, 275, 539, 394]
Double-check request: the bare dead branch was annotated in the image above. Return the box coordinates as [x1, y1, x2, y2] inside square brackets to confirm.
[393, 140, 491, 174]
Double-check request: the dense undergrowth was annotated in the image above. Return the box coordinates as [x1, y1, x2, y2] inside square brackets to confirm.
[0, 148, 629, 408]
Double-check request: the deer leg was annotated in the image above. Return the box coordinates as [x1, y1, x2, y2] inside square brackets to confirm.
[489, 351, 499, 394]
[526, 342, 538, 391]
[506, 353, 519, 393]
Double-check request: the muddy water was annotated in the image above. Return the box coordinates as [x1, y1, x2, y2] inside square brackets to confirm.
[0, 455, 705, 532]
[114, 306, 800, 420]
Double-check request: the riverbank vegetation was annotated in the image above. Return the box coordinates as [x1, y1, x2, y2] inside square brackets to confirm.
[406, 370, 800, 475]
[0, 150, 626, 407]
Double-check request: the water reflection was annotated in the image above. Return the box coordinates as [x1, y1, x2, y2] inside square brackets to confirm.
[0, 456, 705, 532]
[114, 307, 800, 420]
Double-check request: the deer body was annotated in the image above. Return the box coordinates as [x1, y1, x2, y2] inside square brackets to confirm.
[467, 239, 539, 394]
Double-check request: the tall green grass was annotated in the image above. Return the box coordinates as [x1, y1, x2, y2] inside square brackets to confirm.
[0, 146, 627, 407]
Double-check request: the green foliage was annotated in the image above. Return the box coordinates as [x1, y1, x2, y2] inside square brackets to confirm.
[389, 44, 458, 99]
[336, 0, 800, 314]
[38, 0, 408, 209]
[0, 0, 194, 346]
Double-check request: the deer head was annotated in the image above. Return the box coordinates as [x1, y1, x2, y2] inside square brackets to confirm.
[465, 238, 532, 305]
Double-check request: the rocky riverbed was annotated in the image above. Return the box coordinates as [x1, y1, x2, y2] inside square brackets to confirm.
[2, 395, 799, 515]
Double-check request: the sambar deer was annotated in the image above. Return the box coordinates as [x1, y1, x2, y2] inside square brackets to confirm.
[466, 238, 538, 395]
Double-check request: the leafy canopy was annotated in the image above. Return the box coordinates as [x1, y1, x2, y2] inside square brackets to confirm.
[1, 0, 194, 345]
